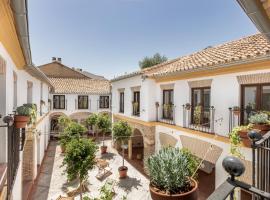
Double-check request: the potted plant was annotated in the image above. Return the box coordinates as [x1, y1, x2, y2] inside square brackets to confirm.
[232, 106, 240, 116]
[249, 113, 270, 133]
[96, 114, 111, 154]
[14, 105, 32, 128]
[146, 147, 199, 200]
[59, 122, 86, 153]
[23, 103, 37, 125]
[61, 138, 97, 200]
[194, 105, 202, 126]
[112, 120, 132, 178]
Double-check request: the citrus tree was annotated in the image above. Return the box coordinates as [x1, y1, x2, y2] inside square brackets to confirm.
[62, 138, 98, 200]
[96, 114, 111, 147]
[86, 113, 98, 131]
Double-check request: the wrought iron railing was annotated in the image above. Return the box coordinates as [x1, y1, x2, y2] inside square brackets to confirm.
[208, 131, 270, 200]
[159, 104, 175, 125]
[0, 115, 25, 200]
[183, 104, 215, 134]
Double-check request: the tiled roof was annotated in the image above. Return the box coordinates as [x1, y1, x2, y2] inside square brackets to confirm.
[144, 33, 270, 77]
[50, 77, 110, 95]
[112, 33, 270, 81]
[110, 71, 142, 82]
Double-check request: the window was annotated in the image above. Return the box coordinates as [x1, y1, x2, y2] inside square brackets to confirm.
[99, 96, 109, 109]
[162, 90, 174, 119]
[132, 91, 140, 116]
[119, 92, 124, 113]
[241, 84, 270, 124]
[78, 96, 89, 109]
[53, 95, 65, 109]
[191, 87, 211, 126]
[27, 81, 33, 103]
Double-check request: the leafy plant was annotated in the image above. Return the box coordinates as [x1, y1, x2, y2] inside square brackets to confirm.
[62, 138, 98, 200]
[96, 114, 111, 146]
[139, 53, 168, 69]
[99, 182, 114, 200]
[146, 147, 200, 195]
[112, 120, 132, 144]
[16, 104, 37, 125]
[16, 106, 32, 116]
[194, 105, 202, 125]
[249, 113, 269, 124]
[58, 116, 72, 130]
[60, 122, 87, 149]
[86, 113, 98, 130]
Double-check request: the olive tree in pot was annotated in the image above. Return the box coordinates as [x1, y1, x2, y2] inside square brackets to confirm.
[146, 147, 200, 200]
[112, 121, 132, 179]
[62, 138, 98, 200]
[96, 114, 111, 154]
[59, 122, 87, 153]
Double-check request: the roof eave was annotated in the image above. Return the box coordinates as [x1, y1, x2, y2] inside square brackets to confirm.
[237, 0, 270, 41]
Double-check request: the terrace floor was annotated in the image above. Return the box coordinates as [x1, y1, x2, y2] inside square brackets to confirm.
[29, 140, 151, 200]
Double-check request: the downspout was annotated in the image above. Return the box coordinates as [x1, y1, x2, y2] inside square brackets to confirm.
[237, 0, 270, 40]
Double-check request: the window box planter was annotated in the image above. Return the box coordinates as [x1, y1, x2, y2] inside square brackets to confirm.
[237, 129, 250, 147]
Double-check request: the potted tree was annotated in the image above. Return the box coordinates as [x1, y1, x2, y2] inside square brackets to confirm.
[14, 105, 32, 128]
[112, 120, 132, 178]
[96, 114, 111, 154]
[146, 147, 200, 200]
[62, 138, 97, 200]
[59, 122, 86, 153]
[249, 113, 270, 133]
[86, 113, 98, 133]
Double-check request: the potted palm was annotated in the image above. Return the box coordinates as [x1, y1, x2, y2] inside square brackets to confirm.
[96, 114, 111, 154]
[112, 120, 132, 178]
[146, 147, 200, 200]
[249, 113, 270, 133]
[62, 138, 97, 200]
[14, 105, 32, 128]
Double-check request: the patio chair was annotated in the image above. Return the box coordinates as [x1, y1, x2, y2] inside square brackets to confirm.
[56, 195, 74, 200]
[95, 159, 112, 180]
[66, 180, 89, 197]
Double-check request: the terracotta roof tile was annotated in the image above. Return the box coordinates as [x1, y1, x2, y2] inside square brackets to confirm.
[50, 78, 110, 95]
[111, 33, 270, 80]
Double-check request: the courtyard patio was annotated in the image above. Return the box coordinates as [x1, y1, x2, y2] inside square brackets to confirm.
[29, 140, 151, 200]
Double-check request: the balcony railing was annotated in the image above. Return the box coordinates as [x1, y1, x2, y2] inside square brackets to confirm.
[0, 115, 25, 200]
[183, 104, 215, 134]
[228, 107, 261, 132]
[158, 104, 175, 125]
[208, 130, 270, 200]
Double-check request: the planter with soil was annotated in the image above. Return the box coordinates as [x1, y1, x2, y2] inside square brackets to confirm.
[14, 115, 30, 128]
[237, 130, 250, 147]
[118, 166, 128, 179]
[149, 178, 198, 200]
[100, 145, 108, 154]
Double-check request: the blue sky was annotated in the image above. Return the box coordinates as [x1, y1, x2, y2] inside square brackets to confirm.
[28, 0, 258, 79]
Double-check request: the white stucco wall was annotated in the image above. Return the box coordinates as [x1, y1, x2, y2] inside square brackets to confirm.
[0, 42, 51, 200]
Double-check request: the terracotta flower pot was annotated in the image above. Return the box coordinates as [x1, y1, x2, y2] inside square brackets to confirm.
[14, 115, 30, 128]
[253, 124, 270, 132]
[149, 178, 198, 200]
[118, 166, 128, 179]
[100, 145, 107, 154]
[238, 130, 250, 147]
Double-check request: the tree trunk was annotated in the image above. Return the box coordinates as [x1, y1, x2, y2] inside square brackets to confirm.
[79, 178, 83, 200]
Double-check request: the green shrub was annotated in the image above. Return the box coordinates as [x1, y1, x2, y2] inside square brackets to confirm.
[58, 116, 72, 129]
[86, 113, 98, 129]
[146, 147, 199, 194]
[16, 103, 37, 124]
[249, 113, 269, 124]
[96, 114, 111, 133]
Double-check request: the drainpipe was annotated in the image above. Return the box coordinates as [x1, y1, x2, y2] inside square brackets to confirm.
[237, 0, 270, 40]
